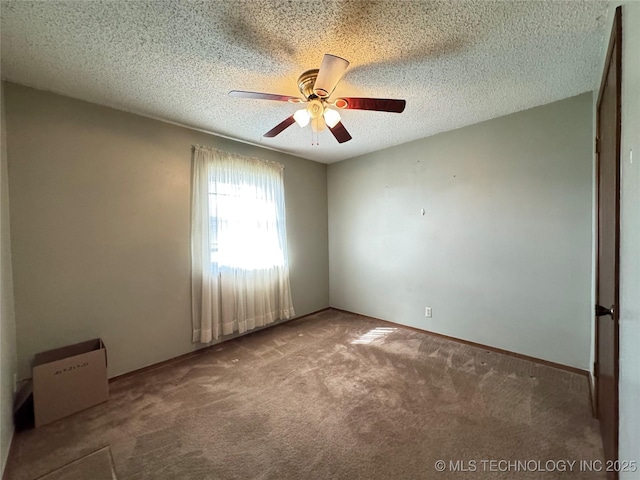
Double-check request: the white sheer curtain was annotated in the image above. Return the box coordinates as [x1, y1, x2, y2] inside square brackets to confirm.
[191, 145, 295, 343]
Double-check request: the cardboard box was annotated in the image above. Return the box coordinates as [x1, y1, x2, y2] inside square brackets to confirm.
[32, 338, 108, 427]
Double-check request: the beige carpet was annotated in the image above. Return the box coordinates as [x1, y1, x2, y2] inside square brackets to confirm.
[35, 447, 116, 480]
[5, 309, 604, 479]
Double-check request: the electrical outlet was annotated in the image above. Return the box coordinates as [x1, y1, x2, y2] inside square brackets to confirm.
[425, 307, 432, 318]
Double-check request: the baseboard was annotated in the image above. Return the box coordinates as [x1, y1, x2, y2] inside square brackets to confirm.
[110, 307, 331, 383]
[108, 304, 589, 383]
[330, 307, 590, 377]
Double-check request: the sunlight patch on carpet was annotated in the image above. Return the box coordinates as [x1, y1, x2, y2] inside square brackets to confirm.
[351, 326, 397, 345]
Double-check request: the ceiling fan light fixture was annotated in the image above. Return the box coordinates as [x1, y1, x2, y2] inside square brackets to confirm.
[306, 99, 324, 119]
[323, 108, 341, 128]
[293, 109, 310, 127]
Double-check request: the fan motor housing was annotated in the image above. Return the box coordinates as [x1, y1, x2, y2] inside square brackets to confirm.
[297, 69, 319, 99]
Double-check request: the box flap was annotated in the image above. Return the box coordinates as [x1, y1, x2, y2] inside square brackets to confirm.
[33, 339, 103, 367]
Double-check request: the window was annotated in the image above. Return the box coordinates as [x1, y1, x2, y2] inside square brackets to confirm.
[208, 181, 284, 270]
[190, 146, 294, 343]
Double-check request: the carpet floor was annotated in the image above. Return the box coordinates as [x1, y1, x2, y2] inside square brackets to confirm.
[5, 309, 604, 479]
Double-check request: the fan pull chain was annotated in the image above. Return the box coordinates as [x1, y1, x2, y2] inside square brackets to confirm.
[311, 118, 317, 146]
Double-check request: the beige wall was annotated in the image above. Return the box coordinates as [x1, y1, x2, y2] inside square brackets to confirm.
[328, 93, 594, 369]
[3, 82, 329, 380]
[1, 83, 18, 474]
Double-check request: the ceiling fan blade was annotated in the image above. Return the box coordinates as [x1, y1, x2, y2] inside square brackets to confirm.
[328, 121, 352, 144]
[229, 90, 304, 103]
[334, 97, 406, 113]
[263, 116, 296, 138]
[313, 54, 350, 98]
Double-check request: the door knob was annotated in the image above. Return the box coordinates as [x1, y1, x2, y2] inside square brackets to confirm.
[595, 304, 615, 317]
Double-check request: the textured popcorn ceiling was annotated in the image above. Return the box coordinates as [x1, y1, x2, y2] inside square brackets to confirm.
[1, 0, 608, 163]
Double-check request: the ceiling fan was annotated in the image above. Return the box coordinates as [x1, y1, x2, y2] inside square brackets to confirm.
[229, 54, 406, 144]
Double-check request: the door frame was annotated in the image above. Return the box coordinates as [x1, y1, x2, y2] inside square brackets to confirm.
[594, 4, 621, 466]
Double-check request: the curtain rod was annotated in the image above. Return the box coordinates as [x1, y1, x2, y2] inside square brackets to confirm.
[192, 144, 285, 170]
